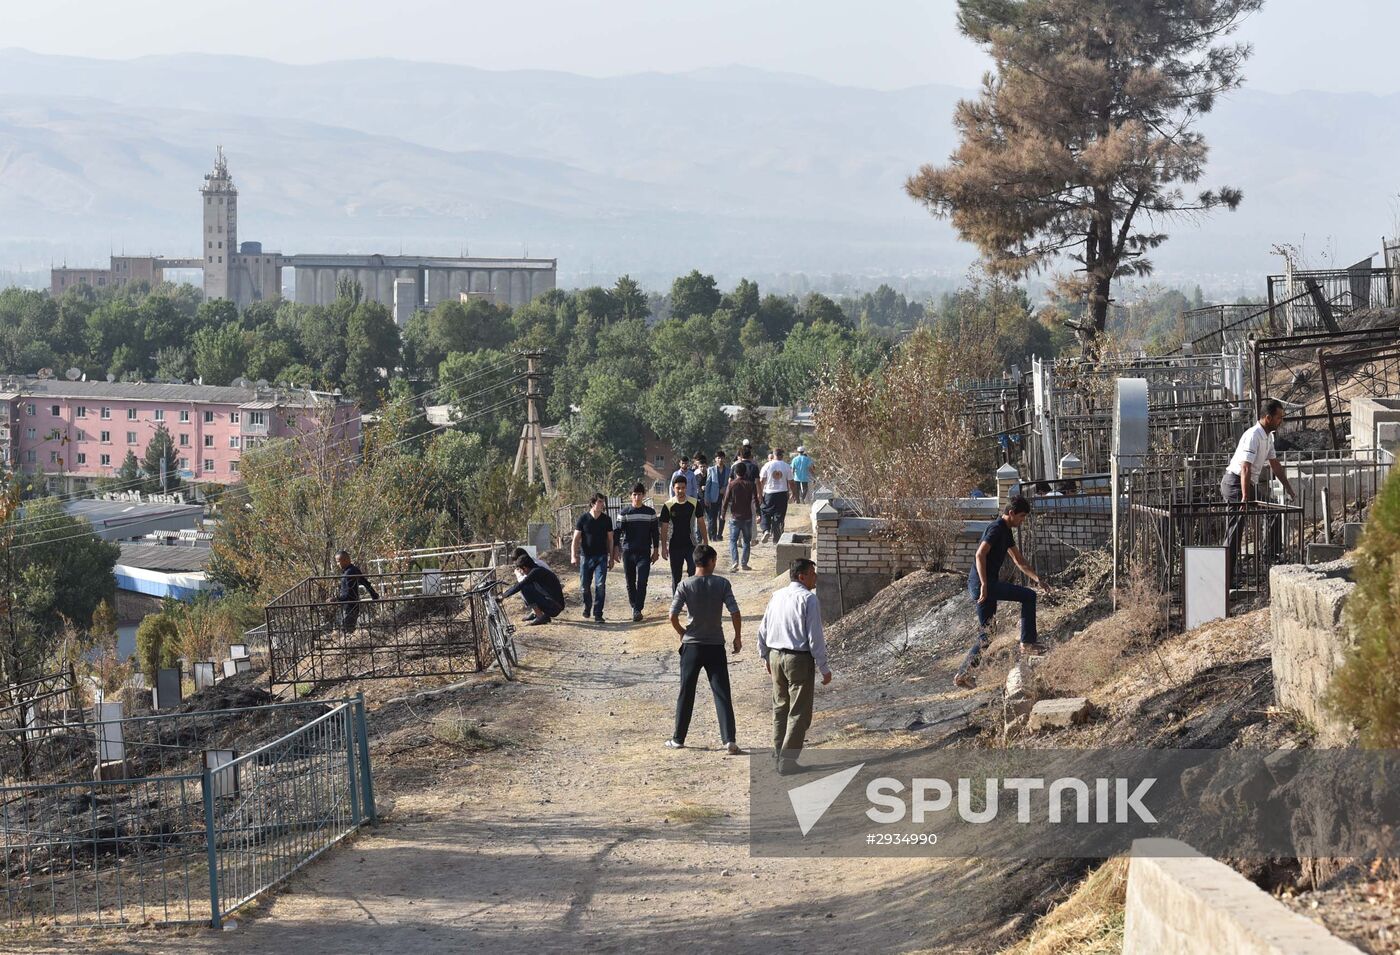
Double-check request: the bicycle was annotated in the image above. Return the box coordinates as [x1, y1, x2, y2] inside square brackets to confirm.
[470, 578, 519, 680]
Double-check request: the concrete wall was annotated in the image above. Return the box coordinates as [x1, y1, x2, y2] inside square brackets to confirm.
[1269, 560, 1358, 745]
[1350, 395, 1400, 452]
[1123, 839, 1362, 954]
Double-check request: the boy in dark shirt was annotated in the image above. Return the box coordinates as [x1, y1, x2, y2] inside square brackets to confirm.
[571, 493, 614, 623]
[659, 475, 709, 593]
[954, 496, 1051, 688]
[614, 482, 660, 622]
[502, 555, 565, 625]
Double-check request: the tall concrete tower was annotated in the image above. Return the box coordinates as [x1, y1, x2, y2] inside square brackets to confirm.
[201, 147, 238, 301]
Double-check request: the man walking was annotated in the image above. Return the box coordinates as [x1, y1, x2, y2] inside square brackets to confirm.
[704, 451, 731, 542]
[732, 444, 759, 483]
[790, 446, 815, 505]
[660, 474, 708, 592]
[758, 448, 793, 543]
[331, 549, 379, 636]
[692, 452, 709, 532]
[571, 493, 614, 623]
[665, 545, 742, 755]
[954, 496, 1050, 689]
[720, 467, 758, 571]
[614, 482, 660, 622]
[758, 558, 832, 775]
[671, 456, 698, 500]
[501, 554, 565, 625]
[1221, 398, 1297, 584]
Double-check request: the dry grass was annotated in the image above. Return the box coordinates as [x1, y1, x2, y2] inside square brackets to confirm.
[1038, 569, 1166, 697]
[999, 858, 1129, 955]
[666, 803, 726, 826]
[431, 708, 509, 752]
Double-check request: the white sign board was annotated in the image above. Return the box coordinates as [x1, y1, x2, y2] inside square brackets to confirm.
[1184, 546, 1229, 630]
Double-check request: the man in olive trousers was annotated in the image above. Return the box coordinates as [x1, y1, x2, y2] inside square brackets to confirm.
[757, 558, 832, 775]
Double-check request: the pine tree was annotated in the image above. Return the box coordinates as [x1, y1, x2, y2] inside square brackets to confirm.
[907, 0, 1258, 345]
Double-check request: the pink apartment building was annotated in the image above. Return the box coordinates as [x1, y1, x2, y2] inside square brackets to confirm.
[0, 377, 359, 492]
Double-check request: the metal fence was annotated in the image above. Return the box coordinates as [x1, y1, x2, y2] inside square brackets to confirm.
[1267, 264, 1396, 332]
[265, 570, 495, 691]
[0, 697, 371, 930]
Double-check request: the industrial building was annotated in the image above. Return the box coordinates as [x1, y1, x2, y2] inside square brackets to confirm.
[51, 149, 557, 321]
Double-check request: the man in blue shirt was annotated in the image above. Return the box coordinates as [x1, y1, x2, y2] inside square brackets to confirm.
[703, 451, 731, 542]
[954, 496, 1051, 688]
[790, 446, 814, 504]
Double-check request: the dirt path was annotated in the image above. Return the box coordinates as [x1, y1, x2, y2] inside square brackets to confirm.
[19, 523, 1001, 955]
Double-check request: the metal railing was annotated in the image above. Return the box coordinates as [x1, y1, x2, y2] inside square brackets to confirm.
[1183, 302, 1272, 353]
[0, 698, 370, 930]
[1124, 498, 1304, 629]
[265, 570, 494, 691]
[1267, 265, 1396, 331]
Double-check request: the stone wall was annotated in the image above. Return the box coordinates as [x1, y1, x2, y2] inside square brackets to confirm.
[810, 496, 1109, 622]
[1269, 559, 1357, 745]
[1123, 839, 1362, 954]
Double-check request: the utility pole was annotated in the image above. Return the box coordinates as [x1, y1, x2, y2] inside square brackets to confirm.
[513, 350, 553, 494]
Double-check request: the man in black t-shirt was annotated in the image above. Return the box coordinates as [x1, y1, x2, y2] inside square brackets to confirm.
[660, 475, 709, 593]
[954, 495, 1051, 688]
[571, 493, 614, 623]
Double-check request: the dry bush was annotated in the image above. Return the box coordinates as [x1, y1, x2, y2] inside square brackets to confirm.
[999, 857, 1129, 955]
[1038, 567, 1167, 696]
[814, 329, 975, 570]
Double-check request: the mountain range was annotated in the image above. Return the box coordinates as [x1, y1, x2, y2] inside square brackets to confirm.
[0, 48, 1395, 293]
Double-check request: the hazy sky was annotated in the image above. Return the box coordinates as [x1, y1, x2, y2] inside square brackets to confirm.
[2, 0, 1396, 94]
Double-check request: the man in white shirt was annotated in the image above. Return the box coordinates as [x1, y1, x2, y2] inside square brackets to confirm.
[757, 558, 832, 775]
[758, 448, 793, 543]
[1221, 399, 1297, 582]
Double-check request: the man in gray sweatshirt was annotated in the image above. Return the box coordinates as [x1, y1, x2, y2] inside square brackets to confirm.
[665, 545, 743, 755]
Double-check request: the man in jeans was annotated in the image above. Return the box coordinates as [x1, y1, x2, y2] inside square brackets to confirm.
[614, 482, 660, 622]
[501, 555, 565, 625]
[571, 493, 614, 623]
[704, 451, 731, 542]
[660, 475, 708, 592]
[954, 495, 1051, 689]
[757, 558, 832, 775]
[665, 545, 743, 755]
[719, 468, 758, 571]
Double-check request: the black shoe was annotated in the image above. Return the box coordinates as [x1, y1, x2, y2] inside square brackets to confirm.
[582, 609, 592, 620]
[632, 611, 643, 622]
[594, 615, 605, 624]
[526, 615, 551, 626]
[777, 758, 800, 776]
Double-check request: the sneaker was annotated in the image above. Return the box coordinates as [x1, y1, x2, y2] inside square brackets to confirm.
[632, 610, 643, 622]
[760, 531, 771, 544]
[594, 615, 605, 624]
[1020, 642, 1046, 657]
[953, 672, 977, 689]
[582, 609, 592, 620]
[664, 739, 685, 749]
[526, 615, 551, 626]
[725, 742, 743, 756]
[776, 758, 799, 776]
[728, 563, 739, 572]
[522, 612, 538, 623]
[741, 564, 753, 572]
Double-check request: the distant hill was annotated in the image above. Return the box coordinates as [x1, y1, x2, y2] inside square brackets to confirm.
[0, 49, 1394, 291]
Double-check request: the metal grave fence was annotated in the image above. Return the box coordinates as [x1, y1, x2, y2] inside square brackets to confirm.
[265, 569, 497, 691]
[0, 697, 372, 930]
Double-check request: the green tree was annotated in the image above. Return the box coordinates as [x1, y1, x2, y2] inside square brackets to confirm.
[135, 613, 180, 682]
[612, 275, 649, 321]
[117, 449, 140, 484]
[579, 376, 645, 471]
[905, 0, 1256, 343]
[669, 270, 721, 320]
[141, 424, 180, 493]
[193, 323, 247, 386]
[344, 301, 401, 407]
[1330, 469, 1400, 746]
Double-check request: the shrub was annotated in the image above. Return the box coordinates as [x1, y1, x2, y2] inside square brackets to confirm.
[1329, 467, 1400, 746]
[135, 613, 181, 682]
